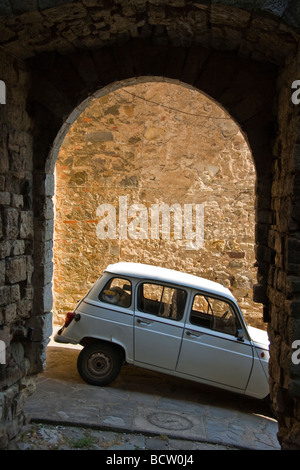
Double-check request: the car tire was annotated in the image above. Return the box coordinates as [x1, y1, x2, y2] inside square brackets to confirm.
[77, 342, 122, 386]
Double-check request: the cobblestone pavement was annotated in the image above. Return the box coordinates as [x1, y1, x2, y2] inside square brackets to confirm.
[8, 422, 235, 451]
[10, 341, 280, 451]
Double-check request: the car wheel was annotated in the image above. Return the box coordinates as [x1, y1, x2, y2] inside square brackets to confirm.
[77, 342, 122, 386]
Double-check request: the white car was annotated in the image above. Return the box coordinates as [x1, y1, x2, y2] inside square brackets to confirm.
[55, 262, 270, 399]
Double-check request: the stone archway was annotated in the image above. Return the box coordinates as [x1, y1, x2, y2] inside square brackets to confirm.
[1, 0, 300, 449]
[28, 43, 300, 448]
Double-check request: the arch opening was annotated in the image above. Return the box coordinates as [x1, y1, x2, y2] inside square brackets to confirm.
[51, 78, 263, 330]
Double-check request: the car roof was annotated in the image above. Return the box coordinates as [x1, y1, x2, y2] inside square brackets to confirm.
[105, 262, 236, 301]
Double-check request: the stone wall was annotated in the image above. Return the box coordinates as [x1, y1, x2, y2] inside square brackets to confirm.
[0, 50, 37, 448]
[53, 81, 263, 329]
[267, 54, 300, 449]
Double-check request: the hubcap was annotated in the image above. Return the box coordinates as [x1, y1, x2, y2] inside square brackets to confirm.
[87, 352, 111, 377]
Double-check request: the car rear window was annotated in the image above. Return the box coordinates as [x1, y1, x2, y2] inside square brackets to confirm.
[99, 277, 132, 308]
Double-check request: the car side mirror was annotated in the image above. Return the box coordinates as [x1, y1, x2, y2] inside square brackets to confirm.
[235, 329, 244, 341]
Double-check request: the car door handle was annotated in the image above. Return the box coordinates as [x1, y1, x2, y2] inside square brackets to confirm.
[186, 330, 202, 338]
[137, 318, 152, 325]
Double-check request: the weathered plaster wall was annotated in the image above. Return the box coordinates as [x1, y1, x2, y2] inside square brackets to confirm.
[53, 81, 263, 328]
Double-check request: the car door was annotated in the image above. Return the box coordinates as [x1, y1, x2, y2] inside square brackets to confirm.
[134, 282, 187, 370]
[176, 292, 254, 391]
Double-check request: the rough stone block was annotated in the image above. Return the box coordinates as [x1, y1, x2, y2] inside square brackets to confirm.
[0, 287, 10, 306]
[34, 195, 53, 220]
[33, 283, 53, 314]
[0, 176, 5, 193]
[11, 194, 23, 209]
[253, 283, 268, 304]
[28, 312, 52, 342]
[283, 1, 300, 30]
[17, 299, 32, 319]
[0, 260, 4, 285]
[34, 262, 53, 286]
[0, 192, 10, 206]
[10, 285, 20, 303]
[287, 276, 300, 296]
[34, 240, 53, 265]
[25, 313, 52, 374]
[85, 131, 113, 142]
[3, 209, 18, 240]
[3, 303, 17, 324]
[0, 144, 9, 173]
[11, 240, 25, 256]
[5, 256, 27, 284]
[10, 342, 24, 366]
[19, 211, 33, 240]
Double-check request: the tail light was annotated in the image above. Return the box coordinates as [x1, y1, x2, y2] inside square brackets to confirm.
[64, 311, 81, 327]
[64, 311, 75, 327]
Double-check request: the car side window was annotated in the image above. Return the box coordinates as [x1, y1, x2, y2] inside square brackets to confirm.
[138, 283, 186, 321]
[190, 294, 239, 336]
[99, 277, 132, 308]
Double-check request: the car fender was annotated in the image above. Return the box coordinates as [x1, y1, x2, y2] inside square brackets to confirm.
[56, 310, 134, 362]
[245, 346, 269, 399]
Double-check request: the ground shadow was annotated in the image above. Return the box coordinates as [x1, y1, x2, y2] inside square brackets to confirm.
[44, 346, 274, 420]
